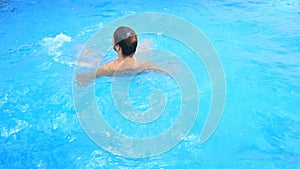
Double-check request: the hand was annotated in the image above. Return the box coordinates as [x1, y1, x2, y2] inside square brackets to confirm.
[77, 49, 102, 69]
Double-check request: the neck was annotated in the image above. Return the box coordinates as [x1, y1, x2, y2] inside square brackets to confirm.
[117, 54, 134, 61]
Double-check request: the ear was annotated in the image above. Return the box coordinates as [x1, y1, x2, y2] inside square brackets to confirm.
[115, 44, 121, 52]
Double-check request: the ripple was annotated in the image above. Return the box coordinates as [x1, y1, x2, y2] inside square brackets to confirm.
[92, 9, 121, 17]
[1, 119, 29, 138]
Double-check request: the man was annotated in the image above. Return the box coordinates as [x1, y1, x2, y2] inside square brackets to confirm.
[77, 26, 163, 86]
[96, 26, 159, 77]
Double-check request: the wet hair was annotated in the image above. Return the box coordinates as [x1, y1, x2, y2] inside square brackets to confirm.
[113, 26, 138, 57]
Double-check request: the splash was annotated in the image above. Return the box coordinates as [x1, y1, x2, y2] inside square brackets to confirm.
[41, 33, 72, 57]
[40, 33, 76, 66]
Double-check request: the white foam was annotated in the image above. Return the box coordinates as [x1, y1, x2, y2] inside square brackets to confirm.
[40, 33, 72, 57]
[40, 33, 75, 67]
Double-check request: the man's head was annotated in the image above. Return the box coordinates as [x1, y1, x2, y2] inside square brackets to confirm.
[113, 26, 137, 57]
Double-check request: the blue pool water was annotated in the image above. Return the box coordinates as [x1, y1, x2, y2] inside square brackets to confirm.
[1, 0, 300, 168]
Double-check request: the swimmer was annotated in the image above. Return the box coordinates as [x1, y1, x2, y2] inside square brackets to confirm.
[77, 26, 166, 86]
[95, 26, 160, 77]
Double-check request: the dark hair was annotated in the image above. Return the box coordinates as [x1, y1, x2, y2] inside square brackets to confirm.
[115, 34, 137, 57]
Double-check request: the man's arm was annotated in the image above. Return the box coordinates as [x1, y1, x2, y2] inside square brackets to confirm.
[76, 64, 111, 87]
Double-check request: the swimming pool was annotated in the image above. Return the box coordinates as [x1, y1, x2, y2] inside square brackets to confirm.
[1, 0, 299, 168]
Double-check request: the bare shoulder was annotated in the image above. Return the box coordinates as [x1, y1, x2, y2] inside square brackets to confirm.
[96, 61, 115, 77]
[141, 61, 156, 68]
